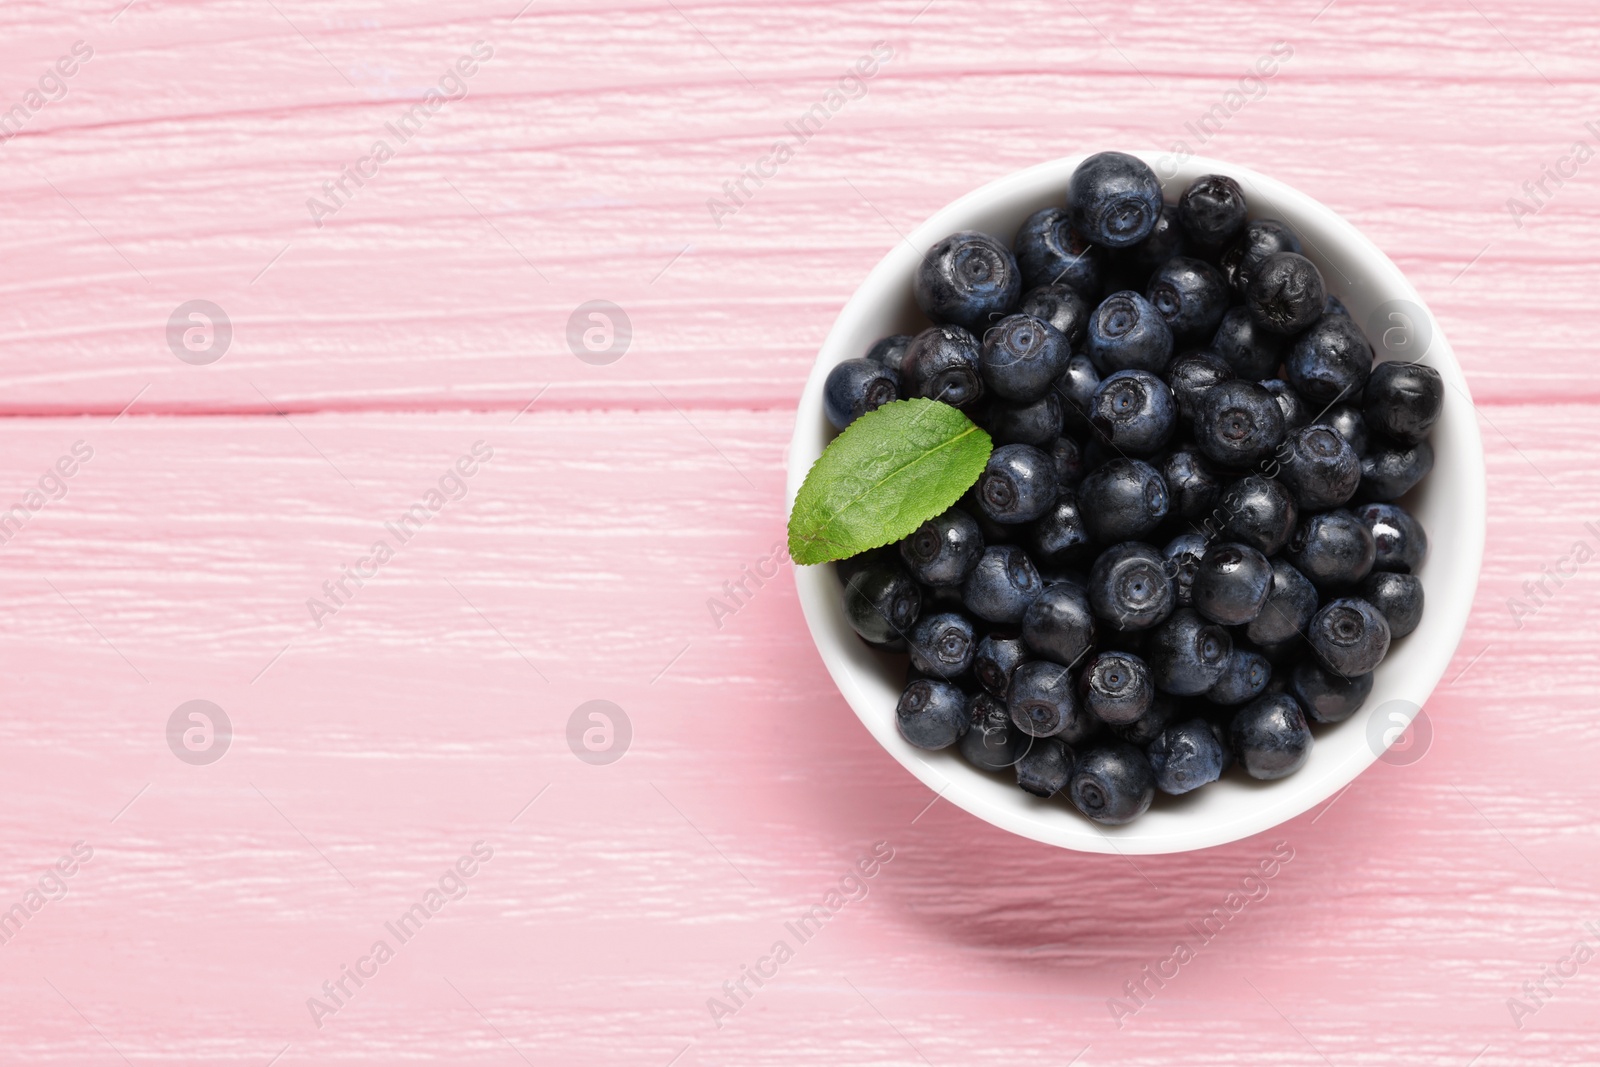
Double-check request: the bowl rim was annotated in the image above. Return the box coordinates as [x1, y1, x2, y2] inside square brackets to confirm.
[786, 151, 1487, 854]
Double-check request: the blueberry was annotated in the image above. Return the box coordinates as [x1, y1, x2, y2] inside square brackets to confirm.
[1022, 583, 1098, 668]
[977, 444, 1058, 524]
[1286, 509, 1376, 589]
[1193, 542, 1274, 625]
[1246, 558, 1319, 646]
[1355, 502, 1428, 573]
[1088, 541, 1175, 631]
[1026, 489, 1094, 566]
[974, 632, 1029, 699]
[1218, 475, 1298, 555]
[1286, 314, 1374, 405]
[900, 508, 984, 586]
[1308, 597, 1391, 677]
[1358, 439, 1434, 502]
[1194, 380, 1287, 468]
[1018, 284, 1093, 349]
[961, 692, 1026, 770]
[1178, 174, 1248, 249]
[1013, 207, 1105, 295]
[1147, 607, 1233, 695]
[1054, 352, 1101, 429]
[1008, 660, 1089, 740]
[1324, 295, 1350, 317]
[843, 563, 921, 644]
[1247, 252, 1326, 336]
[1147, 257, 1229, 341]
[1069, 151, 1164, 249]
[1165, 350, 1233, 427]
[1208, 720, 1236, 770]
[1015, 736, 1074, 796]
[1364, 361, 1444, 446]
[1359, 571, 1424, 638]
[1207, 648, 1272, 706]
[908, 611, 977, 679]
[1111, 692, 1179, 746]
[1229, 692, 1313, 779]
[961, 699, 1020, 766]
[1112, 203, 1189, 279]
[1289, 660, 1373, 724]
[980, 313, 1070, 402]
[1160, 446, 1222, 519]
[1049, 436, 1084, 487]
[823, 358, 898, 431]
[1090, 370, 1177, 455]
[1314, 403, 1370, 456]
[991, 393, 1064, 446]
[1163, 532, 1207, 607]
[914, 230, 1021, 331]
[962, 545, 1044, 624]
[1211, 305, 1288, 379]
[1260, 378, 1311, 431]
[1147, 718, 1228, 795]
[896, 678, 970, 750]
[1220, 219, 1302, 296]
[902, 326, 986, 408]
[834, 544, 897, 588]
[1087, 291, 1174, 375]
[1277, 424, 1360, 509]
[1081, 650, 1155, 725]
[864, 334, 912, 373]
[1078, 458, 1169, 543]
[1069, 743, 1155, 824]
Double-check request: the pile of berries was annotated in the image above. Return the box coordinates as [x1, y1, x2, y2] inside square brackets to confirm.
[824, 152, 1441, 825]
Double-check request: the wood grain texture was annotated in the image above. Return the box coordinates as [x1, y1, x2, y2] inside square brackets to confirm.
[1, 0, 1598, 1064]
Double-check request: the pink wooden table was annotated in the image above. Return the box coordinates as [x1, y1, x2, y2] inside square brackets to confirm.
[1, 0, 1596, 1063]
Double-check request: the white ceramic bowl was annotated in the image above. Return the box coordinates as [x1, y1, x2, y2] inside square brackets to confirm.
[787, 152, 1486, 854]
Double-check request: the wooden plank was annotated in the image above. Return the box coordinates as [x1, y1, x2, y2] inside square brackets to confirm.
[0, 405, 1593, 1062]
[0, 1, 1594, 411]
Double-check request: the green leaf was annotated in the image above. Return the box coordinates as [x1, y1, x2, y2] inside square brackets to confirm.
[788, 399, 992, 565]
